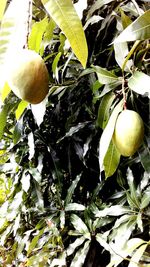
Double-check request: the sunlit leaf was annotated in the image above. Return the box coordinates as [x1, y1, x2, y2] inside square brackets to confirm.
[52, 52, 62, 82]
[114, 10, 150, 42]
[28, 17, 49, 54]
[0, 82, 11, 102]
[67, 236, 86, 256]
[128, 243, 147, 267]
[104, 140, 120, 178]
[99, 100, 123, 170]
[21, 172, 31, 193]
[65, 203, 85, 211]
[128, 71, 150, 98]
[70, 240, 90, 267]
[42, 0, 88, 68]
[140, 188, 150, 209]
[0, 0, 7, 20]
[27, 228, 45, 256]
[0, 0, 32, 72]
[15, 100, 28, 120]
[94, 204, 130, 217]
[70, 214, 90, 237]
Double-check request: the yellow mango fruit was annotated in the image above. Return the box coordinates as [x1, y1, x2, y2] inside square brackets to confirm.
[113, 109, 144, 157]
[7, 49, 49, 104]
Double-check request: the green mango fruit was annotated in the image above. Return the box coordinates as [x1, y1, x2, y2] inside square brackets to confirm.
[7, 49, 49, 104]
[113, 109, 144, 157]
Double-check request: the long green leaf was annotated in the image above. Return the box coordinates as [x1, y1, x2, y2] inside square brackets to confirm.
[99, 100, 123, 171]
[0, 104, 9, 139]
[104, 140, 120, 178]
[42, 0, 88, 68]
[114, 10, 150, 42]
[97, 92, 115, 129]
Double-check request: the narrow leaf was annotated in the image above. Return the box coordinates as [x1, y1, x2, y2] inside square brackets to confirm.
[99, 100, 123, 170]
[128, 71, 150, 98]
[97, 92, 115, 129]
[104, 140, 120, 178]
[65, 203, 85, 211]
[94, 205, 130, 217]
[67, 236, 86, 256]
[140, 189, 150, 209]
[0, 82, 11, 102]
[42, 0, 88, 68]
[92, 65, 119, 84]
[87, 0, 114, 19]
[15, 100, 28, 120]
[114, 10, 150, 42]
[0, 104, 9, 139]
[70, 214, 90, 237]
[65, 174, 81, 206]
[70, 240, 90, 267]
[0, 0, 7, 21]
[128, 243, 147, 267]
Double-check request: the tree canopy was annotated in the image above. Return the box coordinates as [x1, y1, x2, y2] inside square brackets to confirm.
[0, 0, 150, 266]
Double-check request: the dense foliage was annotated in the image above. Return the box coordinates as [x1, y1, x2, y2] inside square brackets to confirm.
[0, 0, 150, 266]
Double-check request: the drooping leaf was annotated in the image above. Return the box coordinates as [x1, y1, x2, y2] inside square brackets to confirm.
[128, 243, 147, 267]
[52, 52, 62, 82]
[87, 0, 114, 19]
[139, 142, 150, 173]
[114, 42, 132, 71]
[128, 71, 150, 98]
[114, 10, 150, 42]
[140, 188, 150, 209]
[0, 82, 11, 102]
[0, 104, 9, 139]
[92, 65, 119, 84]
[126, 168, 140, 209]
[120, 8, 132, 29]
[99, 100, 123, 171]
[28, 17, 49, 54]
[42, 0, 88, 68]
[97, 92, 115, 129]
[70, 240, 90, 267]
[15, 100, 28, 120]
[13, 120, 23, 144]
[0, 0, 7, 20]
[103, 140, 121, 178]
[64, 174, 81, 206]
[70, 214, 90, 237]
[67, 236, 86, 256]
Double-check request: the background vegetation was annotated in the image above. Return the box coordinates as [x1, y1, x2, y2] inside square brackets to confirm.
[0, 0, 150, 266]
